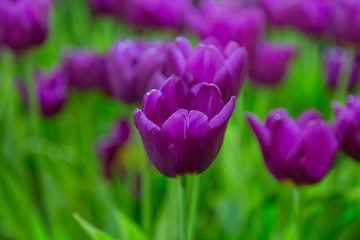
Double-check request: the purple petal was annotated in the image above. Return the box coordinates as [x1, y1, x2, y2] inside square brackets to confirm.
[246, 112, 270, 159]
[175, 36, 193, 59]
[167, 43, 187, 77]
[297, 109, 323, 128]
[142, 89, 170, 127]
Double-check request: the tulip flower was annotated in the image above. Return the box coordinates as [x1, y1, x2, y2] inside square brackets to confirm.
[96, 119, 131, 179]
[107, 40, 168, 104]
[0, 0, 50, 52]
[89, 0, 126, 17]
[125, 0, 191, 31]
[246, 109, 338, 185]
[167, 36, 248, 103]
[17, 68, 68, 117]
[248, 42, 297, 86]
[333, 96, 360, 161]
[348, 52, 360, 92]
[186, 0, 265, 57]
[260, 0, 296, 27]
[133, 75, 236, 178]
[323, 47, 348, 91]
[63, 50, 108, 91]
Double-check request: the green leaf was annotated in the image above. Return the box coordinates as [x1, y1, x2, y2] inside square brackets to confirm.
[73, 213, 118, 240]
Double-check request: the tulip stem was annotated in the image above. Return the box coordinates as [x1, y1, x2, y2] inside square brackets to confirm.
[188, 175, 200, 240]
[141, 157, 151, 234]
[179, 177, 186, 240]
[293, 188, 301, 240]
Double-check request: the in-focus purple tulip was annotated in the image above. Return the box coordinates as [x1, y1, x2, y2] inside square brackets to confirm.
[89, 0, 126, 17]
[167, 36, 248, 103]
[107, 40, 168, 104]
[63, 50, 108, 91]
[17, 68, 68, 117]
[323, 47, 348, 91]
[348, 52, 360, 92]
[246, 109, 338, 185]
[125, 0, 191, 31]
[248, 42, 297, 86]
[133, 75, 236, 178]
[333, 96, 360, 161]
[96, 119, 131, 179]
[260, 0, 296, 27]
[186, 0, 266, 57]
[0, 0, 50, 52]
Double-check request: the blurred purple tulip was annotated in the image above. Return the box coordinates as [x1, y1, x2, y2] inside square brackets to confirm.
[107, 40, 168, 104]
[167, 36, 248, 103]
[96, 119, 131, 179]
[323, 47, 348, 91]
[133, 75, 236, 178]
[246, 109, 338, 185]
[186, 0, 266, 57]
[63, 50, 108, 91]
[334, 96, 360, 161]
[125, 0, 191, 31]
[0, 0, 50, 52]
[89, 0, 126, 17]
[17, 68, 68, 117]
[248, 42, 297, 86]
[260, 0, 296, 27]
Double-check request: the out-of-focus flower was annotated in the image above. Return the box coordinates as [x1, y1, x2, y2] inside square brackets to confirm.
[107, 40, 168, 104]
[167, 36, 248, 103]
[17, 68, 68, 117]
[323, 47, 348, 91]
[133, 75, 236, 178]
[125, 0, 191, 31]
[63, 50, 108, 91]
[334, 96, 360, 162]
[291, 0, 333, 36]
[96, 119, 131, 179]
[89, 0, 126, 17]
[0, 0, 50, 52]
[348, 52, 360, 92]
[260, 0, 296, 27]
[248, 42, 297, 86]
[186, 0, 266, 57]
[246, 109, 338, 185]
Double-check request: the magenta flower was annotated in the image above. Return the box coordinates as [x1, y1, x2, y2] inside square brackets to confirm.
[246, 109, 338, 185]
[334, 96, 360, 162]
[63, 50, 108, 91]
[107, 40, 168, 104]
[186, 0, 266, 57]
[96, 119, 131, 179]
[133, 76, 236, 178]
[260, 0, 296, 27]
[323, 47, 348, 91]
[0, 0, 50, 52]
[89, 0, 126, 17]
[125, 0, 191, 31]
[167, 36, 248, 103]
[248, 41, 297, 86]
[348, 52, 360, 92]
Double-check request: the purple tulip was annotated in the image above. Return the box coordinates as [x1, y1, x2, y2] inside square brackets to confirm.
[167, 36, 248, 103]
[17, 68, 68, 117]
[260, 0, 296, 27]
[348, 52, 360, 92]
[63, 50, 108, 91]
[125, 0, 191, 31]
[186, 0, 266, 58]
[246, 109, 338, 185]
[96, 119, 131, 179]
[89, 0, 126, 17]
[107, 40, 168, 104]
[248, 42, 297, 86]
[291, 0, 333, 36]
[323, 47, 348, 91]
[133, 75, 236, 178]
[334, 96, 360, 161]
[0, 0, 50, 52]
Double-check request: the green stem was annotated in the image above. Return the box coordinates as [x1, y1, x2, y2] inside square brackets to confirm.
[292, 188, 301, 240]
[188, 176, 200, 240]
[179, 177, 186, 240]
[141, 156, 151, 234]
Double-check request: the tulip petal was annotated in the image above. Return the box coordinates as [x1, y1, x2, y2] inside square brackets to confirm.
[246, 112, 270, 159]
[133, 109, 178, 177]
[297, 109, 323, 128]
[160, 75, 190, 114]
[167, 43, 187, 77]
[142, 89, 170, 127]
[175, 35, 193, 59]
